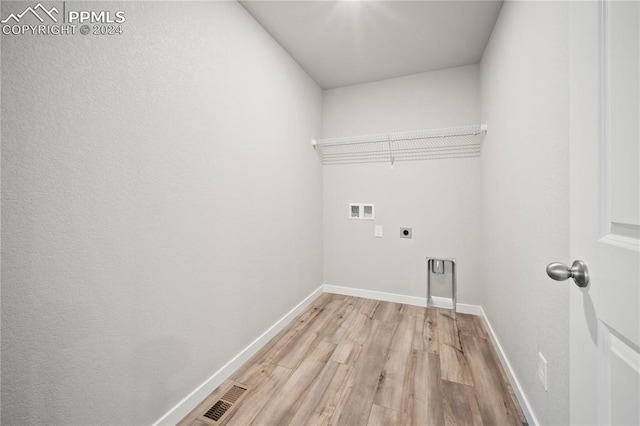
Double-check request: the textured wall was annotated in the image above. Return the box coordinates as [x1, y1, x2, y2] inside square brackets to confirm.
[1, 2, 322, 424]
[479, 1, 570, 424]
[322, 65, 482, 305]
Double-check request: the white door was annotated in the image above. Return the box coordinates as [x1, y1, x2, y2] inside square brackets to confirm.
[568, 1, 640, 424]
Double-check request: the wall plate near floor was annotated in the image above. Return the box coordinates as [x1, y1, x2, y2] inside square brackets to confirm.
[426, 257, 456, 310]
[537, 352, 548, 391]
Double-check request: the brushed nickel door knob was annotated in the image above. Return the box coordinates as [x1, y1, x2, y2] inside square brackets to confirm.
[546, 260, 590, 288]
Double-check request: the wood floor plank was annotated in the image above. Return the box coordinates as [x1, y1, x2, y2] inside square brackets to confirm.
[407, 396, 427, 426]
[439, 343, 474, 386]
[330, 337, 361, 365]
[412, 309, 427, 352]
[411, 307, 441, 354]
[288, 360, 340, 426]
[371, 300, 401, 323]
[366, 404, 403, 426]
[259, 295, 333, 367]
[373, 313, 415, 412]
[326, 305, 385, 425]
[332, 319, 394, 426]
[426, 352, 446, 425]
[223, 364, 291, 426]
[307, 363, 353, 426]
[456, 312, 489, 340]
[358, 298, 380, 319]
[425, 308, 440, 354]
[408, 351, 445, 425]
[441, 380, 482, 426]
[461, 334, 525, 425]
[275, 331, 321, 369]
[411, 350, 429, 402]
[251, 340, 336, 425]
[399, 303, 422, 317]
[327, 368, 356, 426]
[465, 383, 485, 426]
[322, 297, 358, 345]
[312, 309, 356, 344]
[324, 294, 348, 311]
[438, 309, 462, 351]
[342, 311, 375, 347]
[273, 297, 356, 370]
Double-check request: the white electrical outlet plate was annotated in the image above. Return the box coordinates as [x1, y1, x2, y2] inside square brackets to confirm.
[374, 225, 383, 238]
[538, 352, 548, 391]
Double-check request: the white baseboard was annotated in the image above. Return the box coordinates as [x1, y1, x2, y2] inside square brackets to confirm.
[479, 307, 539, 426]
[323, 284, 427, 307]
[429, 295, 454, 309]
[152, 285, 324, 426]
[323, 284, 483, 316]
[456, 302, 483, 316]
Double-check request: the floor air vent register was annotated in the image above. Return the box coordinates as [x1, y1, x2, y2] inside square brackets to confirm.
[199, 383, 249, 425]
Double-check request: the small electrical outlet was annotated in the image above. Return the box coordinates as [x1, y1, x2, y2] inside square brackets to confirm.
[374, 225, 383, 238]
[538, 352, 548, 391]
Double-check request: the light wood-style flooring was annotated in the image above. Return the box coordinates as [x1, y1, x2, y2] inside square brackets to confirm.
[179, 293, 527, 426]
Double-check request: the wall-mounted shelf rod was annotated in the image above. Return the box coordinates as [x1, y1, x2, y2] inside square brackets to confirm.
[312, 123, 488, 165]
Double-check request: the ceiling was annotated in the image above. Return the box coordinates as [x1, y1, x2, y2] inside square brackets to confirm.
[239, 1, 503, 89]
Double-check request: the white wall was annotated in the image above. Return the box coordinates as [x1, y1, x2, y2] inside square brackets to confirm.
[322, 65, 482, 305]
[0, 2, 322, 424]
[480, 1, 570, 424]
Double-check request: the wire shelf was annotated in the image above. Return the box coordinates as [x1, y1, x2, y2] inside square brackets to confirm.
[312, 124, 487, 165]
